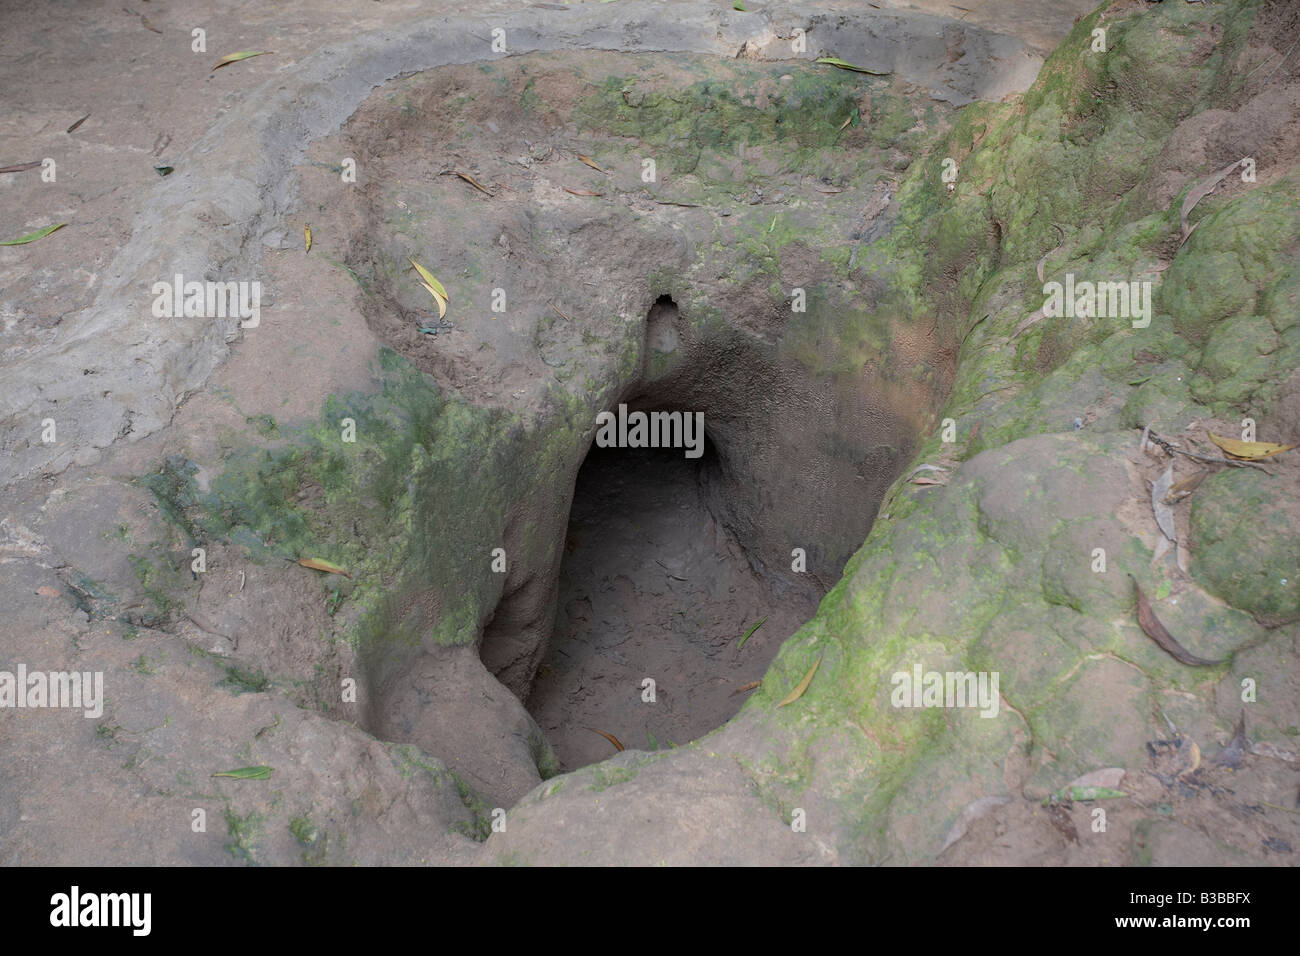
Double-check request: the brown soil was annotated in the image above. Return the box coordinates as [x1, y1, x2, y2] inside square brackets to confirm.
[529, 442, 822, 769]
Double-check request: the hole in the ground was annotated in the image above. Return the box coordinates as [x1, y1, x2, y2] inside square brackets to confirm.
[525, 415, 824, 771]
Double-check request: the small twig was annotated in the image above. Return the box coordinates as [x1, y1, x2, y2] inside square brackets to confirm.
[185, 611, 233, 642]
[1144, 429, 1271, 472]
[654, 559, 687, 581]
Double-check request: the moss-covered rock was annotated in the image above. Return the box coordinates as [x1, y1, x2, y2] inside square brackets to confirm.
[1191, 469, 1300, 625]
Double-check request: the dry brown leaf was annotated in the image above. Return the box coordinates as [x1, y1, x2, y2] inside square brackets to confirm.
[912, 476, 946, 486]
[454, 171, 493, 196]
[1047, 803, 1079, 843]
[66, 113, 90, 134]
[563, 187, 603, 197]
[36, 586, 60, 598]
[1207, 432, 1297, 460]
[141, 15, 162, 33]
[1130, 576, 1224, 666]
[577, 153, 604, 172]
[1179, 160, 1242, 245]
[778, 652, 823, 707]
[297, 557, 352, 579]
[0, 161, 41, 174]
[1164, 469, 1207, 503]
[730, 680, 762, 696]
[551, 304, 571, 321]
[586, 727, 624, 751]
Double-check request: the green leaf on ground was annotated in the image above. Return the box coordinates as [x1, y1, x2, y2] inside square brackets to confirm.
[0, 223, 66, 246]
[212, 765, 273, 779]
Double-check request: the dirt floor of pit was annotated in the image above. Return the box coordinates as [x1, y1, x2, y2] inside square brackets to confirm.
[527, 443, 822, 770]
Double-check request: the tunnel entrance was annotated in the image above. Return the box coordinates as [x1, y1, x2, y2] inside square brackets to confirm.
[525, 423, 825, 771]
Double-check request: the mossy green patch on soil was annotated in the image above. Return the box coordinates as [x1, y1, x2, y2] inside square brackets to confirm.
[574, 64, 897, 177]
[223, 806, 264, 865]
[138, 347, 572, 700]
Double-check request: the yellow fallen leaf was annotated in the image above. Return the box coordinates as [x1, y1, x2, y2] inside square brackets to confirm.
[297, 557, 352, 579]
[778, 652, 823, 707]
[304, 224, 312, 253]
[408, 258, 448, 300]
[1182, 740, 1201, 776]
[1207, 432, 1297, 460]
[577, 153, 604, 172]
[837, 115, 852, 132]
[417, 280, 448, 318]
[212, 51, 272, 71]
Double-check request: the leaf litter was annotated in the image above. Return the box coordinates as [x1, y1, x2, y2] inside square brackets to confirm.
[1129, 576, 1225, 666]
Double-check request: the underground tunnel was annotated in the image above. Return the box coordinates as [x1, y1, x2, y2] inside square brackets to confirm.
[524, 407, 825, 770]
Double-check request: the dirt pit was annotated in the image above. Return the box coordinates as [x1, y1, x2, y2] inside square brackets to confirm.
[527, 438, 822, 770]
[294, 48, 950, 794]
